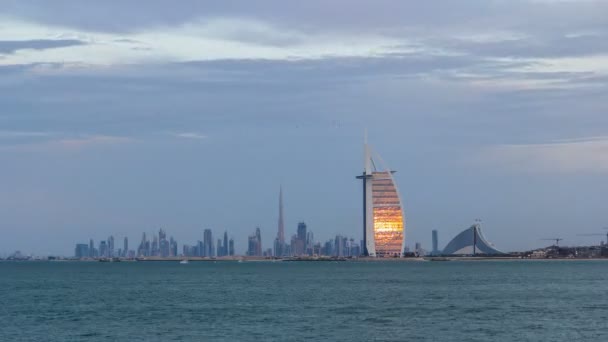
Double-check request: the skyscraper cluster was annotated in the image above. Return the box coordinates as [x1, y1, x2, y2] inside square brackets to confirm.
[182, 229, 235, 258]
[73, 186, 368, 259]
[70, 139, 405, 259]
[75, 236, 133, 258]
[137, 229, 178, 257]
[269, 188, 360, 258]
[75, 228, 235, 259]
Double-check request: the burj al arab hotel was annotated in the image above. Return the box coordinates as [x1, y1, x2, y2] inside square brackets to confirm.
[356, 138, 406, 257]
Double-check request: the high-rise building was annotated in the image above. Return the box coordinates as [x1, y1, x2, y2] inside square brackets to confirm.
[75, 244, 89, 258]
[349, 239, 361, 257]
[196, 240, 204, 257]
[273, 238, 281, 257]
[138, 232, 148, 257]
[356, 137, 405, 257]
[415, 242, 422, 255]
[432, 230, 439, 255]
[229, 238, 235, 256]
[248, 227, 263, 256]
[255, 227, 262, 256]
[275, 186, 285, 257]
[203, 229, 213, 257]
[89, 239, 95, 257]
[323, 239, 334, 256]
[159, 229, 169, 257]
[306, 231, 314, 256]
[294, 222, 307, 256]
[217, 239, 223, 257]
[108, 235, 115, 258]
[152, 235, 159, 256]
[123, 237, 128, 257]
[223, 231, 229, 257]
[334, 235, 347, 257]
[99, 241, 108, 258]
[313, 242, 322, 256]
[169, 237, 177, 257]
[290, 234, 298, 256]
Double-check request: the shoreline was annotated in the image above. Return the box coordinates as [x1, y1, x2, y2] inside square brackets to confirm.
[4, 256, 608, 262]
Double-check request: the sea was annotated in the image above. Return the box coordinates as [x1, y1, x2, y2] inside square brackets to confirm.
[1, 260, 607, 341]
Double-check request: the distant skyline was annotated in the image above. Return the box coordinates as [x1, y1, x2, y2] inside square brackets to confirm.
[2, 1, 608, 255]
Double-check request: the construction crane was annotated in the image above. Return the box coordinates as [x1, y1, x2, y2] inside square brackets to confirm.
[541, 238, 563, 247]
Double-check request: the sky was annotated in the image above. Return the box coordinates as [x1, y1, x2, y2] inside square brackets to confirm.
[1, 0, 608, 255]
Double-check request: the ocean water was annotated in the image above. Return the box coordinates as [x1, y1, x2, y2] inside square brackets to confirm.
[1, 260, 607, 341]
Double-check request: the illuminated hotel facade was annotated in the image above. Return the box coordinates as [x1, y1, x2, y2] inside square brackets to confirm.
[357, 139, 406, 257]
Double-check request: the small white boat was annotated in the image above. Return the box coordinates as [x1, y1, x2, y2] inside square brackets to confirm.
[179, 259, 189, 264]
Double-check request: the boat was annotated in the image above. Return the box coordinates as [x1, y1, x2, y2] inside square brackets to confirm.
[99, 257, 121, 262]
[425, 257, 450, 261]
[179, 259, 189, 264]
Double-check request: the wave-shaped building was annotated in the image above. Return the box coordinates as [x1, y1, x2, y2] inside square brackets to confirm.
[356, 138, 405, 257]
[442, 223, 503, 255]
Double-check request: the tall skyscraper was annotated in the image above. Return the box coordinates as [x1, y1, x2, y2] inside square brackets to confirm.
[138, 232, 147, 257]
[334, 235, 347, 257]
[89, 239, 95, 257]
[248, 227, 263, 256]
[203, 229, 213, 257]
[99, 241, 108, 257]
[223, 231, 229, 257]
[108, 235, 115, 258]
[255, 227, 262, 256]
[275, 186, 285, 257]
[123, 237, 128, 257]
[75, 244, 89, 258]
[197, 240, 204, 257]
[356, 135, 405, 257]
[432, 230, 439, 255]
[152, 235, 159, 256]
[229, 238, 235, 256]
[295, 222, 307, 255]
[306, 231, 314, 256]
[217, 239, 223, 257]
[297, 222, 307, 243]
[169, 237, 177, 257]
[159, 228, 169, 257]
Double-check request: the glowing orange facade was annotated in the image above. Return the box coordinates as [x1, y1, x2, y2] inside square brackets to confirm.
[371, 171, 404, 257]
[357, 139, 405, 257]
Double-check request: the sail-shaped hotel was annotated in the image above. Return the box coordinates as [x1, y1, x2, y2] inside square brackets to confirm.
[356, 139, 406, 257]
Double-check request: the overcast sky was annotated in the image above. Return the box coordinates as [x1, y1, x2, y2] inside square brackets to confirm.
[1, 0, 608, 255]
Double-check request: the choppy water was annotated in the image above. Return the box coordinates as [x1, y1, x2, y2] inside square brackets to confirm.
[1, 260, 607, 341]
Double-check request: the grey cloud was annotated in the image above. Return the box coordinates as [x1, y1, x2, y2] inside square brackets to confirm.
[442, 32, 608, 59]
[0, 39, 86, 54]
[0, 55, 604, 146]
[4, 0, 607, 35]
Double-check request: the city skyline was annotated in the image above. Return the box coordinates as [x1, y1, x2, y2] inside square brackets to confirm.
[71, 221, 363, 259]
[64, 184, 369, 258]
[2, 1, 608, 254]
